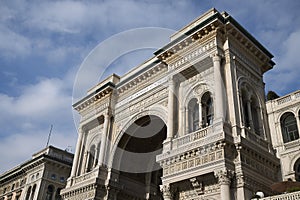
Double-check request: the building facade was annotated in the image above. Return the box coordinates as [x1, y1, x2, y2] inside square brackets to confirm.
[61, 8, 283, 200]
[0, 146, 73, 200]
[266, 90, 300, 182]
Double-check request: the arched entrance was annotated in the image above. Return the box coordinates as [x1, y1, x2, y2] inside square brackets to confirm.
[112, 115, 167, 200]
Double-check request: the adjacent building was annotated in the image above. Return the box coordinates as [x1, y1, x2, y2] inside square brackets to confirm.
[266, 90, 300, 182]
[0, 146, 73, 200]
[61, 8, 282, 200]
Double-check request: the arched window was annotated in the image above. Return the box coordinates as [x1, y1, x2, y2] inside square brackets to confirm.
[188, 98, 199, 132]
[55, 188, 62, 200]
[201, 92, 213, 128]
[46, 185, 54, 200]
[294, 158, 300, 182]
[25, 186, 31, 200]
[280, 112, 299, 143]
[240, 89, 261, 135]
[87, 145, 96, 172]
[30, 184, 36, 200]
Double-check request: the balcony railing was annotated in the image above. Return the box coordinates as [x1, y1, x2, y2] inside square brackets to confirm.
[259, 191, 300, 200]
[270, 90, 300, 106]
[173, 126, 213, 148]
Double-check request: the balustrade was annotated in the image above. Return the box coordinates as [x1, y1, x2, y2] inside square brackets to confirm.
[174, 126, 212, 148]
[259, 191, 300, 200]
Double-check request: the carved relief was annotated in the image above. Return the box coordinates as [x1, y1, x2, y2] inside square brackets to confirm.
[168, 40, 217, 71]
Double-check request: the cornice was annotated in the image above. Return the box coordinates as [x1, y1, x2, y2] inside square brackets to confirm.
[73, 82, 114, 112]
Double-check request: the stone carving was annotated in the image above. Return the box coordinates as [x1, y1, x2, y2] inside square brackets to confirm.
[160, 184, 172, 199]
[214, 170, 234, 185]
[169, 40, 216, 71]
[190, 177, 204, 195]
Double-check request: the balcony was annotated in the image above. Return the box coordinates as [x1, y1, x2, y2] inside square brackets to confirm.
[258, 191, 300, 200]
[173, 126, 213, 148]
[267, 90, 300, 108]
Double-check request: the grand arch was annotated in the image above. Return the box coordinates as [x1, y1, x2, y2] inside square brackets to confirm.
[61, 9, 280, 200]
[111, 115, 167, 199]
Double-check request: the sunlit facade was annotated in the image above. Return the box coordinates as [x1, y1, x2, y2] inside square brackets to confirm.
[61, 8, 283, 200]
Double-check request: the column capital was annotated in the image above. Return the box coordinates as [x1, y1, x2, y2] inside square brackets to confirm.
[160, 184, 173, 199]
[168, 75, 178, 84]
[215, 169, 234, 185]
[211, 53, 222, 62]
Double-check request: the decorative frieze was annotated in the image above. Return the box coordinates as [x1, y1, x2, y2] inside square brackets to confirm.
[116, 77, 168, 108]
[114, 87, 168, 122]
[168, 40, 217, 71]
[81, 101, 110, 122]
[162, 145, 224, 176]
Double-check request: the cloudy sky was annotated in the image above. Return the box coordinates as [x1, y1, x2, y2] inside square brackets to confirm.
[0, 0, 299, 173]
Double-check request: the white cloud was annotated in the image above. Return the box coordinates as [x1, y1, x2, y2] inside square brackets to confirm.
[265, 30, 300, 94]
[0, 76, 77, 173]
[0, 26, 31, 58]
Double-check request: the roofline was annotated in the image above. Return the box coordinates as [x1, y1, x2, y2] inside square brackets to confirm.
[154, 10, 274, 60]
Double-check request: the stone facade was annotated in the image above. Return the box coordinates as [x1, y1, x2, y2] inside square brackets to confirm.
[0, 146, 73, 200]
[61, 8, 282, 200]
[266, 90, 300, 182]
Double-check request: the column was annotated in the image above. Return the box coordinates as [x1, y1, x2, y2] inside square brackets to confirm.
[215, 170, 233, 200]
[70, 128, 84, 177]
[185, 107, 189, 134]
[256, 106, 263, 135]
[81, 151, 88, 174]
[179, 107, 184, 137]
[160, 184, 172, 200]
[85, 151, 90, 172]
[198, 99, 203, 129]
[93, 147, 99, 167]
[296, 113, 300, 139]
[167, 77, 175, 139]
[212, 54, 225, 120]
[99, 113, 110, 166]
[246, 99, 254, 130]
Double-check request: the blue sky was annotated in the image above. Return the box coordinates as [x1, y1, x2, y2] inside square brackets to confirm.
[0, 0, 299, 173]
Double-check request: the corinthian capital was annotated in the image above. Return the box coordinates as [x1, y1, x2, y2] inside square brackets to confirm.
[160, 184, 172, 199]
[215, 169, 234, 185]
